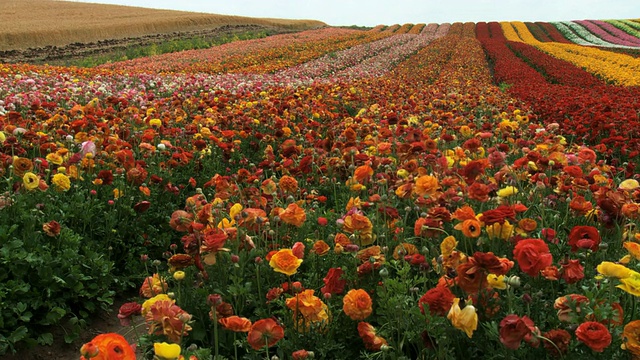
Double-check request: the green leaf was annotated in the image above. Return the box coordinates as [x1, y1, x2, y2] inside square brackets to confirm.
[37, 332, 53, 346]
[8, 326, 28, 343]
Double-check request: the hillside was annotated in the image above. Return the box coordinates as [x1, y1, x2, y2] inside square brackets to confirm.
[0, 0, 326, 51]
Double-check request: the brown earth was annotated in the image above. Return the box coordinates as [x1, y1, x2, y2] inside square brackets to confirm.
[0, 0, 326, 51]
[0, 24, 302, 64]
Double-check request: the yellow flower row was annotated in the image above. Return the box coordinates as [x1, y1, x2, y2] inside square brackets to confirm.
[501, 22, 640, 86]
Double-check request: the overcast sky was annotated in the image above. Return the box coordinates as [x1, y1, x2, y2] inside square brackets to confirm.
[71, 1, 639, 27]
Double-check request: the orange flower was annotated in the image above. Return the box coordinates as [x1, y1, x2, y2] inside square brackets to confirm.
[311, 240, 330, 255]
[280, 203, 306, 227]
[414, 175, 439, 197]
[145, 300, 192, 342]
[458, 219, 482, 238]
[247, 318, 285, 350]
[286, 289, 329, 330]
[392, 243, 418, 260]
[343, 289, 373, 320]
[139, 274, 168, 298]
[353, 164, 374, 183]
[624, 242, 640, 260]
[269, 249, 303, 276]
[80, 333, 136, 360]
[622, 320, 640, 357]
[357, 322, 388, 351]
[12, 157, 33, 177]
[517, 218, 537, 232]
[219, 315, 252, 332]
[279, 175, 299, 193]
[261, 178, 277, 195]
[343, 213, 373, 245]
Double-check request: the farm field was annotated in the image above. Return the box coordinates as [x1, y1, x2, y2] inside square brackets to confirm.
[2, 10, 640, 360]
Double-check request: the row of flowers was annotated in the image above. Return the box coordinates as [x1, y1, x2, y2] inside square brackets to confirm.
[505, 21, 640, 86]
[578, 20, 640, 47]
[552, 21, 636, 48]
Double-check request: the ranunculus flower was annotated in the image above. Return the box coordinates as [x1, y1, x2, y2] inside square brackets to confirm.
[42, 220, 61, 237]
[219, 315, 252, 332]
[154, 342, 181, 360]
[419, 284, 455, 316]
[513, 239, 553, 277]
[321, 268, 346, 295]
[117, 302, 142, 326]
[269, 248, 303, 276]
[279, 203, 306, 227]
[79, 333, 136, 360]
[357, 322, 388, 351]
[291, 241, 305, 259]
[554, 294, 589, 322]
[343, 289, 373, 320]
[447, 298, 478, 338]
[622, 320, 640, 357]
[597, 261, 635, 279]
[22, 172, 40, 191]
[146, 300, 192, 342]
[568, 225, 600, 252]
[542, 329, 571, 357]
[52, 173, 71, 191]
[575, 321, 612, 352]
[560, 259, 584, 284]
[247, 318, 285, 350]
[499, 314, 536, 349]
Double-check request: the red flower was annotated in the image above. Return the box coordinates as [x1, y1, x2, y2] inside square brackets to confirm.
[513, 239, 553, 277]
[321, 268, 346, 295]
[542, 329, 571, 357]
[42, 220, 61, 237]
[499, 314, 537, 350]
[575, 321, 612, 352]
[117, 302, 142, 326]
[418, 284, 454, 316]
[456, 252, 513, 294]
[479, 205, 516, 225]
[560, 259, 584, 284]
[568, 226, 600, 252]
[247, 318, 285, 350]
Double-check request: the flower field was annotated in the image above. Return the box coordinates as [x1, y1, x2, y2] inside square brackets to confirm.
[2, 18, 640, 360]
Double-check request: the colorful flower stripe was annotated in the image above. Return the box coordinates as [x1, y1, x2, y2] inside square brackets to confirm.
[523, 22, 552, 42]
[534, 22, 572, 43]
[506, 21, 640, 86]
[555, 21, 636, 48]
[382, 24, 400, 33]
[395, 24, 415, 34]
[575, 20, 640, 47]
[98, 28, 388, 75]
[407, 23, 426, 34]
[278, 34, 424, 80]
[421, 23, 440, 35]
[478, 21, 640, 158]
[614, 19, 640, 34]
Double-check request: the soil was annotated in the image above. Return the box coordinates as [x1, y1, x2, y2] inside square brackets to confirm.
[0, 24, 297, 64]
[5, 294, 142, 360]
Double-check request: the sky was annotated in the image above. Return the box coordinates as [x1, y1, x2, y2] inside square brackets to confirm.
[68, 1, 639, 27]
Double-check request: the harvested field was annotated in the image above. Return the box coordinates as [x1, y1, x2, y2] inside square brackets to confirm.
[0, 0, 326, 51]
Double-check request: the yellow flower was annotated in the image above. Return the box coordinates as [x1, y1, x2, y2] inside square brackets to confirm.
[447, 298, 478, 338]
[142, 294, 174, 315]
[624, 242, 640, 260]
[396, 169, 409, 179]
[620, 179, 640, 191]
[497, 186, 518, 198]
[154, 342, 181, 360]
[596, 261, 634, 279]
[486, 220, 514, 240]
[52, 173, 71, 192]
[440, 236, 458, 258]
[22, 172, 40, 191]
[269, 249, 303, 276]
[45, 153, 64, 165]
[149, 118, 163, 127]
[173, 271, 185, 281]
[487, 274, 507, 290]
[618, 274, 640, 296]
